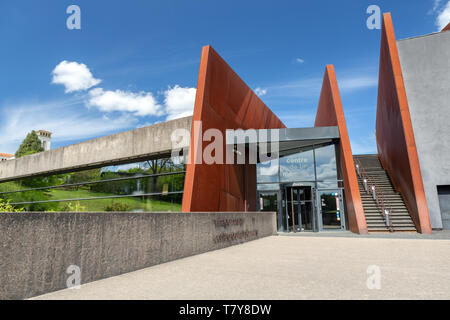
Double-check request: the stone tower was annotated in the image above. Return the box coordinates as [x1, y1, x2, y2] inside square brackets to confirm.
[36, 130, 52, 151]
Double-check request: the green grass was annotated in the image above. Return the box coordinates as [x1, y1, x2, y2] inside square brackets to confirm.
[49, 188, 181, 212]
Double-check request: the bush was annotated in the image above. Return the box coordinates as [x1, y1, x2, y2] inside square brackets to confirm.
[60, 202, 87, 212]
[104, 202, 132, 212]
[0, 199, 25, 212]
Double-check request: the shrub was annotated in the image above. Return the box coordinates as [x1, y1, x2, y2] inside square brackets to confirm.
[60, 202, 87, 212]
[0, 199, 25, 212]
[105, 202, 132, 212]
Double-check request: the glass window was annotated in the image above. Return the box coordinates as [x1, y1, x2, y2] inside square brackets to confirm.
[280, 149, 315, 182]
[317, 181, 339, 189]
[257, 159, 279, 183]
[257, 183, 280, 191]
[0, 157, 185, 212]
[315, 144, 338, 182]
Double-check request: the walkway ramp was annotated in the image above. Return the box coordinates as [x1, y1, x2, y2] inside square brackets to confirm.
[0, 116, 192, 183]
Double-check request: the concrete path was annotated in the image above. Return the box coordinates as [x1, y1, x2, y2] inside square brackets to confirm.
[33, 233, 450, 300]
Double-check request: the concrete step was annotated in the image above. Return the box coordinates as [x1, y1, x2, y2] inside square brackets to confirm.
[364, 212, 410, 216]
[367, 223, 415, 228]
[365, 216, 412, 220]
[360, 194, 402, 198]
[367, 222, 416, 227]
[361, 204, 408, 208]
[361, 199, 405, 203]
[368, 227, 417, 232]
[361, 205, 408, 209]
[354, 154, 417, 233]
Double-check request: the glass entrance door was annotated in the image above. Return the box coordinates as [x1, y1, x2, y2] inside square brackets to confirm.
[257, 191, 283, 232]
[284, 186, 314, 232]
[317, 190, 345, 230]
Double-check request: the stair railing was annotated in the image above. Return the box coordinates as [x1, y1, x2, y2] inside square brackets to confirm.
[355, 159, 394, 232]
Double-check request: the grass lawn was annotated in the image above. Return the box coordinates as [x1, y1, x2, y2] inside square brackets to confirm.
[50, 188, 181, 212]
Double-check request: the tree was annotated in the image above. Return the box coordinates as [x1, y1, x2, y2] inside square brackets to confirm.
[15, 130, 44, 158]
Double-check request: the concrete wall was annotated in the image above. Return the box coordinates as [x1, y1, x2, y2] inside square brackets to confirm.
[0, 211, 276, 300]
[0, 116, 192, 183]
[437, 186, 450, 229]
[397, 31, 450, 229]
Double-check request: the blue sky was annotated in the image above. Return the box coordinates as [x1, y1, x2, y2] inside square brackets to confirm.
[0, 0, 448, 155]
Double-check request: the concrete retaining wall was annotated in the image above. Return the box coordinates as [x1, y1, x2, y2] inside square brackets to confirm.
[0, 211, 276, 299]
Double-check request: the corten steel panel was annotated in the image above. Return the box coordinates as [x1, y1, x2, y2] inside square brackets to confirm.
[182, 46, 285, 212]
[375, 13, 432, 233]
[314, 65, 368, 234]
[442, 23, 450, 32]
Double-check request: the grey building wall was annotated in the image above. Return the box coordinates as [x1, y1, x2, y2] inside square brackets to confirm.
[0, 116, 192, 183]
[397, 31, 450, 229]
[437, 186, 450, 229]
[0, 211, 277, 300]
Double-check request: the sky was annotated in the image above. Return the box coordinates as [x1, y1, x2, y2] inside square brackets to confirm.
[0, 0, 449, 155]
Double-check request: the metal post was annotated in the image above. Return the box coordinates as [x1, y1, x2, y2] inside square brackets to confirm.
[363, 179, 368, 192]
[290, 188, 296, 232]
[384, 209, 390, 227]
[371, 186, 376, 201]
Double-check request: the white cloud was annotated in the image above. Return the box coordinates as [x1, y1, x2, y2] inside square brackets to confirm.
[295, 58, 305, 64]
[263, 73, 377, 99]
[164, 85, 196, 121]
[338, 76, 378, 91]
[88, 88, 164, 117]
[52, 61, 101, 93]
[278, 112, 316, 128]
[51, 61, 197, 120]
[254, 87, 267, 96]
[0, 99, 138, 154]
[436, 1, 450, 30]
[350, 133, 377, 155]
[258, 161, 279, 177]
[429, 0, 442, 14]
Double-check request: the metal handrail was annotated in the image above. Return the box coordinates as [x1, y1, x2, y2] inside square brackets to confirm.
[355, 159, 394, 232]
[0, 170, 186, 195]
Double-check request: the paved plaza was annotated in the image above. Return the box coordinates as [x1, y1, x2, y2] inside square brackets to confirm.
[33, 232, 450, 300]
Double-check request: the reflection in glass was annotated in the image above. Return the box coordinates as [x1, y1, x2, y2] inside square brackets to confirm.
[285, 186, 313, 232]
[257, 159, 279, 183]
[315, 144, 338, 182]
[0, 157, 185, 212]
[320, 192, 342, 229]
[58, 194, 183, 212]
[317, 181, 339, 189]
[258, 193, 278, 212]
[280, 150, 314, 182]
[257, 183, 280, 191]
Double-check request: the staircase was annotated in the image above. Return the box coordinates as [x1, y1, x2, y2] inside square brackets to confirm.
[354, 154, 417, 232]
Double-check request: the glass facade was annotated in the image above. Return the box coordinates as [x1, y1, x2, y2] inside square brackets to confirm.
[257, 142, 345, 232]
[0, 156, 185, 212]
[315, 144, 339, 188]
[256, 158, 279, 184]
[280, 149, 315, 182]
[257, 143, 340, 189]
